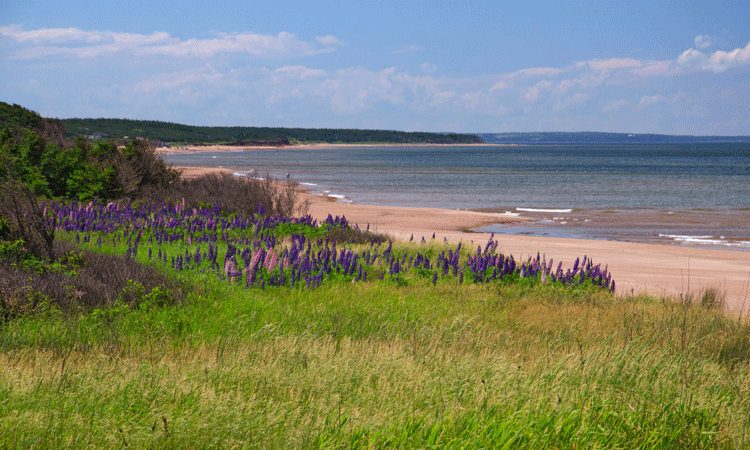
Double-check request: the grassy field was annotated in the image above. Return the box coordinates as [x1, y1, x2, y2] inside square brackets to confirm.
[1, 201, 749, 448]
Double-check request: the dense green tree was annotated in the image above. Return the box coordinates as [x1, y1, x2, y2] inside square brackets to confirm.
[0, 127, 52, 197]
[61, 117, 484, 144]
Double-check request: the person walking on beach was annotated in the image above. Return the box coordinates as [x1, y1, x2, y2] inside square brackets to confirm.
[286, 172, 290, 180]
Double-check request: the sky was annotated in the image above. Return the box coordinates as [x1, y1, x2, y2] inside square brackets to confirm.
[1, 0, 749, 135]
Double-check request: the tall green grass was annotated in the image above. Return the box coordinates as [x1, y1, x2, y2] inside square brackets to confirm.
[2, 237, 749, 448]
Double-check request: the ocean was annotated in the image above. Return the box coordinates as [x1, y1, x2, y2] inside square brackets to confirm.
[162, 144, 750, 250]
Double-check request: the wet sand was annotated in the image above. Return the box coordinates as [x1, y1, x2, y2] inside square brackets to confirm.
[477, 208, 750, 249]
[174, 164, 750, 313]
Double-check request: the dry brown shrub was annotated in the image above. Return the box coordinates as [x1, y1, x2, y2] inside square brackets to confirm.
[0, 179, 55, 261]
[148, 172, 309, 218]
[0, 240, 185, 320]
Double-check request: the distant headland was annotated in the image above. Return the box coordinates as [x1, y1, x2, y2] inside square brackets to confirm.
[478, 131, 750, 144]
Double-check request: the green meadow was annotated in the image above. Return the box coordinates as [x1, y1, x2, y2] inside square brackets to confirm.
[2, 217, 749, 449]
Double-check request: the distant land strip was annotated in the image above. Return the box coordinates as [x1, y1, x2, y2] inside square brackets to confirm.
[44, 113, 750, 146]
[478, 132, 750, 144]
[61, 117, 483, 145]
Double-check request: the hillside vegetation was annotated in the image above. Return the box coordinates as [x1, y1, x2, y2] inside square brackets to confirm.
[63, 117, 484, 145]
[1, 103, 749, 448]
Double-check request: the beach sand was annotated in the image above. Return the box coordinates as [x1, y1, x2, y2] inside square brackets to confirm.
[174, 165, 750, 313]
[156, 142, 507, 155]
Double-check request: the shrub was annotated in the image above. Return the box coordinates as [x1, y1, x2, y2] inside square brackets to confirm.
[0, 179, 55, 261]
[0, 239, 185, 321]
[149, 172, 309, 218]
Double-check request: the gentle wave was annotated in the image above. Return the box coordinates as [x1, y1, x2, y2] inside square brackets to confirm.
[233, 172, 263, 180]
[517, 207, 573, 213]
[659, 234, 750, 248]
[325, 194, 352, 203]
[318, 190, 353, 203]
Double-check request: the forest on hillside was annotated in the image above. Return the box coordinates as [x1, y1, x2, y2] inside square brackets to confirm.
[63, 117, 484, 145]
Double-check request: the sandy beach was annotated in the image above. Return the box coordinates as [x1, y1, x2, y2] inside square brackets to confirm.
[156, 142, 509, 155]
[174, 164, 750, 313]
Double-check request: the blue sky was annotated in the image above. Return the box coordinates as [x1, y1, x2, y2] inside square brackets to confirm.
[2, 0, 749, 135]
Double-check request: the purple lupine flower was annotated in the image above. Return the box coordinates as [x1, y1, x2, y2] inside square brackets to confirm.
[225, 257, 237, 281]
[268, 249, 279, 272]
[484, 236, 493, 254]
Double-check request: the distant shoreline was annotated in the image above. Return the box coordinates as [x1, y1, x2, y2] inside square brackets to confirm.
[155, 142, 515, 155]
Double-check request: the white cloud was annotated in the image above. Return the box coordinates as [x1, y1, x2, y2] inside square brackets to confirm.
[602, 99, 629, 112]
[0, 24, 174, 45]
[555, 71, 608, 94]
[675, 41, 750, 74]
[694, 35, 714, 50]
[0, 25, 344, 60]
[145, 32, 334, 58]
[553, 92, 591, 111]
[456, 91, 488, 109]
[677, 48, 704, 67]
[704, 41, 750, 73]
[313, 66, 407, 113]
[391, 45, 423, 54]
[587, 58, 641, 70]
[489, 80, 507, 92]
[524, 80, 552, 102]
[629, 60, 679, 77]
[637, 94, 666, 110]
[511, 67, 564, 78]
[134, 65, 223, 93]
[429, 91, 457, 106]
[316, 35, 347, 47]
[420, 62, 437, 74]
[272, 65, 326, 81]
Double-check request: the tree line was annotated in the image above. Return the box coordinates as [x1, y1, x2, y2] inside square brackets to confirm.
[63, 117, 484, 145]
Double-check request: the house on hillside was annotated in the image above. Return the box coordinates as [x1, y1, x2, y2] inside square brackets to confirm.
[88, 131, 109, 139]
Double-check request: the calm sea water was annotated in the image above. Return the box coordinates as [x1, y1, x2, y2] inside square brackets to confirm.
[163, 144, 750, 250]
